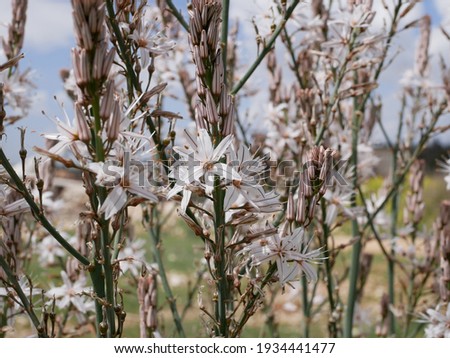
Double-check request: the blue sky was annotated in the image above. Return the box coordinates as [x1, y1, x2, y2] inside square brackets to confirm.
[426, 1, 440, 21]
[0, 0, 448, 163]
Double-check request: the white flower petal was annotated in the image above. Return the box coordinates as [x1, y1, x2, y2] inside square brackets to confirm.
[100, 186, 127, 219]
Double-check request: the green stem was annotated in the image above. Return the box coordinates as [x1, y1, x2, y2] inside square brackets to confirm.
[101, 223, 116, 337]
[106, 5, 206, 335]
[149, 210, 186, 337]
[0, 255, 46, 337]
[342, 4, 419, 333]
[112, 215, 125, 262]
[92, 99, 105, 163]
[213, 182, 228, 337]
[387, 99, 404, 336]
[91, 93, 116, 337]
[0, 304, 7, 338]
[301, 275, 310, 337]
[231, 263, 277, 337]
[180, 268, 205, 321]
[230, 0, 300, 95]
[388, 187, 397, 335]
[343, 110, 361, 338]
[403, 268, 416, 336]
[165, 0, 189, 31]
[315, 29, 358, 145]
[105, 0, 140, 90]
[89, 262, 105, 336]
[105, 2, 171, 168]
[357, 186, 406, 274]
[316, 0, 403, 145]
[221, 0, 230, 83]
[281, 26, 306, 89]
[320, 199, 337, 337]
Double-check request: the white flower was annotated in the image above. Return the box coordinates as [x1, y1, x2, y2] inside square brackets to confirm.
[47, 271, 94, 313]
[118, 239, 147, 276]
[339, 140, 379, 180]
[224, 144, 273, 211]
[267, 115, 305, 157]
[88, 160, 158, 220]
[0, 69, 35, 117]
[323, 188, 354, 226]
[37, 235, 66, 266]
[329, 5, 374, 30]
[0, 276, 40, 311]
[265, 102, 288, 121]
[168, 129, 238, 211]
[438, 158, 450, 190]
[241, 225, 322, 286]
[400, 69, 433, 89]
[357, 192, 390, 228]
[40, 104, 89, 158]
[419, 303, 450, 338]
[251, 8, 282, 38]
[128, 13, 175, 68]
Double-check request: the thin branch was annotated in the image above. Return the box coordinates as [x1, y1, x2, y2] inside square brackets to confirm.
[165, 0, 189, 32]
[221, 0, 230, 84]
[231, 0, 301, 95]
[0, 256, 47, 337]
[0, 148, 90, 266]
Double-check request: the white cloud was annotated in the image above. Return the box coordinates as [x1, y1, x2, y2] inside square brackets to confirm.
[433, 0, 450, 24]
[0, 0, 73, 53]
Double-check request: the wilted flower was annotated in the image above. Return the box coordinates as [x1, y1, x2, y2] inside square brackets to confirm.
[0, 186, 29, 216]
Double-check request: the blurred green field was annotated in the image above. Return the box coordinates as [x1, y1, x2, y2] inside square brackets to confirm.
[362, 174, 448, 226]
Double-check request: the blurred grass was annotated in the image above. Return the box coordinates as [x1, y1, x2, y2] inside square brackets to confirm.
[338, 174, 448, 236]
[362, 174, 447, 226]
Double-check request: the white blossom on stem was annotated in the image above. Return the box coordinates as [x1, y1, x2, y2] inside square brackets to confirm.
[118, 239, 147, 276]
[241, 225, 322, 286]
[88, 160, 158, 220]
[168, 129, 238, 211]
[47, 271, 94, 313]
[419, 303, 450, 338]
[224, 144, 271, 211]
[128, 13, 175, 68]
